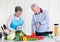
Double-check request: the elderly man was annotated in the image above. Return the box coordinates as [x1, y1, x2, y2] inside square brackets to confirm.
[31, 4, 49, 36]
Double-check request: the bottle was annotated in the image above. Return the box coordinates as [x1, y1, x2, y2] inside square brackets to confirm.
[54, 24, 59, 37]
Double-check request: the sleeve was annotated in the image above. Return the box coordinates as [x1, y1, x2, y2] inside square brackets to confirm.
[31, 15, 36, 32]
[40, 10, 49, 25]
[6, 15, 15, 31]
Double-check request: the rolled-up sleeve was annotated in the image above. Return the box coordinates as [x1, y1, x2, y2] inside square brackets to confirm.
[40, 10, 49, 25]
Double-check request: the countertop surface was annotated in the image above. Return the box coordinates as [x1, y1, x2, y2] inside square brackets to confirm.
[0, 38, 59, 42]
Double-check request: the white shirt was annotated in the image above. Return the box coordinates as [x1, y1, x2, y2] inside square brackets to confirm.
[6, 14, 23, 31]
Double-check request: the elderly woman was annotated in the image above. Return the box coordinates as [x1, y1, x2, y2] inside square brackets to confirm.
[6, 6, 24, 31]
[31, 4, 49, 36]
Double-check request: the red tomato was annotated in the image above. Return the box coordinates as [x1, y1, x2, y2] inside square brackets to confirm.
[31, 33, 37, 38]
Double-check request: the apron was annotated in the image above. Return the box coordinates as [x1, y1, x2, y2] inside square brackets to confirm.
[10, 15, 24, 30]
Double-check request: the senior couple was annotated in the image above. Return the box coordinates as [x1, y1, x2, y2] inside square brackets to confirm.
[6, 3, 49, 36]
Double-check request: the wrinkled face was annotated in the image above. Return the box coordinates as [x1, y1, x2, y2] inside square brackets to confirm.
[16, 11, 22, 17]
[32, 7, 40, 14]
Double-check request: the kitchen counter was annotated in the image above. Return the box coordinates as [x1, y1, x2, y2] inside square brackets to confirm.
[0, 38, 59, 42]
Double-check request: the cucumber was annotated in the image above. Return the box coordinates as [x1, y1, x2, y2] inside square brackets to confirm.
[27, 38, 37, 41]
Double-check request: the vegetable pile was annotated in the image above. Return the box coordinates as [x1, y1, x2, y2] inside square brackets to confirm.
[4, 30, 26, 41]
[4, 30, 38, 41]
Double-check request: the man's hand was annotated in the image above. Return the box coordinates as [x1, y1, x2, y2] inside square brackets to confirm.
[35, 22, 40, 28]
[32, 31, 35, 33]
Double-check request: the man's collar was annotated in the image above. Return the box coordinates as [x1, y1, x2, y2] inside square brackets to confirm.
[35, 8, 43, 15]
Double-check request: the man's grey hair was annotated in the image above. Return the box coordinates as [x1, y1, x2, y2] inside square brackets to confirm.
[31, 3, 40, 8]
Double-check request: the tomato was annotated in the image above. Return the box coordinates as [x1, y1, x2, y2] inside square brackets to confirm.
[26, 33, 37, 38]
[31, 33, 37, 38]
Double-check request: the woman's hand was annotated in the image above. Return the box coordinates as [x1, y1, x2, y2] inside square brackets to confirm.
[17, 26, 22, 30]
